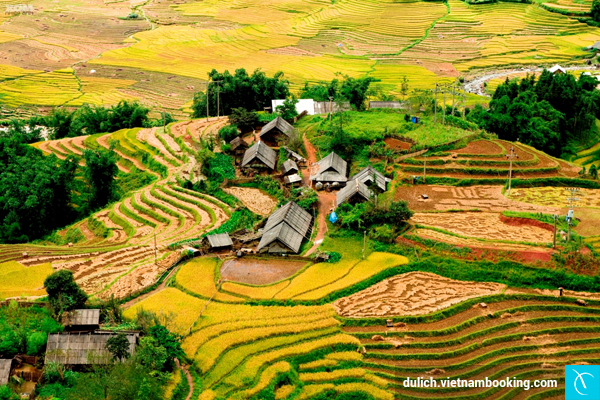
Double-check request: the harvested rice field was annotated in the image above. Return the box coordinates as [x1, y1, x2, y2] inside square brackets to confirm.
[333, 271, 506, 318]
[410, 212, 553, 243]
[223, 187, 278, 216]
[395, 185, 559, 213]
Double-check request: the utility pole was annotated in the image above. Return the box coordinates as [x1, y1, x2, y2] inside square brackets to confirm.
[552, 214, 557, 248]
[329, 96, 333, 122]
[451, 83, 456, 116]
[362, 230, 366, 260]
[565, 187, 580, 243]
[506, 146, 518, 196]
[462, 93, 466, 120]
[442, 84, 446, 125]
[206, 79, 210, 122]
[434, 83, 438, 125]
[154, 232, 157, 265]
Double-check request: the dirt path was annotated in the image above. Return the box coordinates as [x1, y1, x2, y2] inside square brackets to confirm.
[183, 366, 194, 400]
[302, 131, 331, 256]
[465, 66, 592, 96]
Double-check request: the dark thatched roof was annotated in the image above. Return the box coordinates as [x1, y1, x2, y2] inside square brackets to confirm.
[46, 332, 139, 365]
[207, 233, 233, 248]
[350, 166, 390, 192]
[241, 141, 277, 169]
[280, 159, 299, 175]
[257, 201, 312, 253]
[0, 360, 11, 386]
[336, 179, 373, 206]
[260, 116, 294, 139]
[310, 152, 347, 183]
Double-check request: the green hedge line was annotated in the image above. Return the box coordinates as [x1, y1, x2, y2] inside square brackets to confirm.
[151, 187, 202, 224]
[107, 209, 135, 238]
[87, 215, 111, 238]
[353, 312, 600, 340]
[540, 2, 589, 16]
[131, 194, 170, 225]
[364, 346, 598, 374]
[171, 186, 232, 217]
[402, 164, 559, 175]
[510, 177, 600, 189]
[368, 333, 600, 361]
[161, 186, 218, 226]
[141, 191, 184, 225]
[119, 201, 157, 228]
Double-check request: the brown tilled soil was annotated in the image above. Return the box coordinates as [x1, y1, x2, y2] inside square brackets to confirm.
[223, 187, 277, 216]
[410, 212, 553, 243]
[394, 185, 559, 213]
[220, 259, 307, 285]
[384, 137, 411, 151]
[454, 139, 503, 155]
[333, 271, 505, 318]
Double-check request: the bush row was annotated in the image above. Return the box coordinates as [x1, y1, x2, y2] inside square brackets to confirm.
[87, 215, 111, 238]
[107, 209, 135, 238]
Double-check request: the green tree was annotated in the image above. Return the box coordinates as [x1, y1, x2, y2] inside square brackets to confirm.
[218, 125, 239, 143]
[135, 337, 168, 373]
[191, 68, 290, 117]
[592, 0, 600, 22]
[590, 164, 598, 179]
[228, 108, 259, 133]
[45, 108, 75, 139]
[0, 385, 18, 400]
[149, 325, 183, 372]
[276, 97, 299, 121]
[44, 270, 88, 317]
[106, 333, 131, 362]
[83, 147, 119, 210]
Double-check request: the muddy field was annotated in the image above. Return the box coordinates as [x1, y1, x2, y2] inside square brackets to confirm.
[384, 137, 411, 151]
[333, 271, 505, 318]
[395, 185, 559, 213]
[453, 139, 503, 155]
[220, 259, 307, 285]
[224, 187, 277, 216]
[410, 212, 553, 243]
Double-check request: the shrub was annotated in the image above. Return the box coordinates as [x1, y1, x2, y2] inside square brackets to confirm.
[219, 125, 239, 143]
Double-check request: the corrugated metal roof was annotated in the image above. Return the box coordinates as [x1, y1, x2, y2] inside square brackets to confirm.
[68, 309, 100, 326]
[283, 147, 305, 162]
[45, 333, 138, 365]
[260, 116, 294, 139]
[310, 152, 347, 182]
[207, 233, 233, 248]
[257, 201, 312, 253]
[241, 141, 277, 169]
[350, 166, 389, 192]
[256, 221, 304, 253]
[336, 179, 373, 206]
[229, 136, 247, 150]
[280, 159, 299, 175]
[0, 359, 11, 386]
[264, 201, 312, 236]
[284, 174, 302, 184]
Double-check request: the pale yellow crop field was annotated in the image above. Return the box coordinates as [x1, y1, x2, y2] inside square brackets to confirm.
[0, 261, 52, 299]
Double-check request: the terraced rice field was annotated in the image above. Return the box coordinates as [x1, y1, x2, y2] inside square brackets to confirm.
[14, 126, 232, 299]
[0, 0, 598, 107]
[159, 271, 600, 399]
[397, 139, 580, 180]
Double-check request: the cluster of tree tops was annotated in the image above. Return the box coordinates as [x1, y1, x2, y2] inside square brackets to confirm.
[0, 270, 185, 400]
[467, 70, 600, 158]
[191, 68, 379, 120]
[0, 124, 128, 244]
[11, 100, 173, 140]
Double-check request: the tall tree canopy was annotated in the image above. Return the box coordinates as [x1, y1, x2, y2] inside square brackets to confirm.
[191, 68, 290, 117]
[83, 147, 120, 210]
[0, 133, 78, 243]
[299, 75, 377, 110]
[468, 71, 600, 157]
